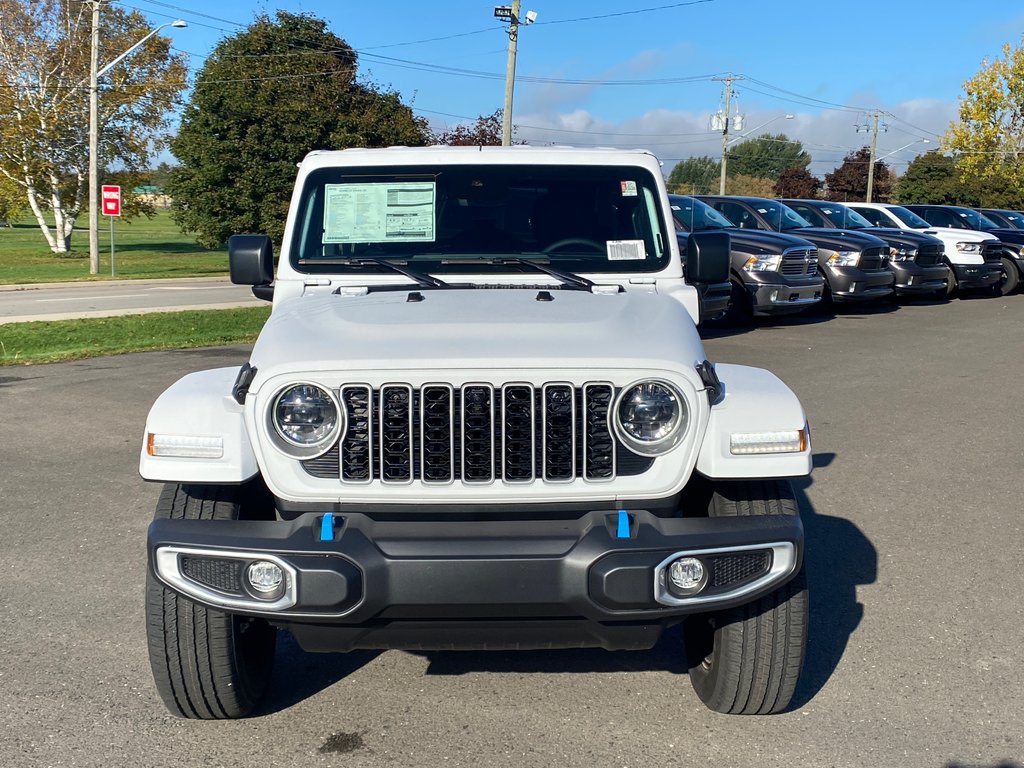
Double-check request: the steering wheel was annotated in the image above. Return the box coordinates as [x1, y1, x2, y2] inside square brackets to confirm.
[543, 238, 605, 254]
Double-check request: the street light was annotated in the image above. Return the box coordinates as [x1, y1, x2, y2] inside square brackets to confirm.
[719, 114, 794, 194]
[89, 10, 187, 274]
[866, 139, 929, 202]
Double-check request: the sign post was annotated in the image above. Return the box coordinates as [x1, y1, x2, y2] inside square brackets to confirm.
[101, 185, 121, 276]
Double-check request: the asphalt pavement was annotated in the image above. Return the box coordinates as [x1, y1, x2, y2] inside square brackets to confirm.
[0, 277, 262, 324]
[0, 295, 1022, 768]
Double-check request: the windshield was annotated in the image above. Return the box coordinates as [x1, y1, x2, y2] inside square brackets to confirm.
[668, 195, 735, 231]
[887, 206, 933, 229]
[954, 208, 1000, 231]
[816, 204, 874, 229]
[751, 200, 813, 232]
[290, 164, 671, 275]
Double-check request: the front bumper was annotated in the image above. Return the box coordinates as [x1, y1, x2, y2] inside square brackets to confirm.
[891, 261, 948, 294]
[825, 265, 894, 301]
[743, 273, 824, 315]
[149, 509, 803, 651]
[952, 261, 1003, 290]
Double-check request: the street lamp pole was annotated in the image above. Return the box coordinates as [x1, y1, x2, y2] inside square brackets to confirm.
[88, 5, 186, 273]
[720, 113, 794, 193]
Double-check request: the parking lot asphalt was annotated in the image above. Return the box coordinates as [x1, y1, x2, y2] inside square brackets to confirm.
[0, 294, 1022, 768]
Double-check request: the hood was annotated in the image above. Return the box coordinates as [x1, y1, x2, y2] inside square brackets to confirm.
[913, 226, 997, 242]
[786, 227, 888, 251]
[249, 287, 705, 381]
[677, 227, 815, 254]
[989, 228, 1024, 245]
[866, 228, 943, 248]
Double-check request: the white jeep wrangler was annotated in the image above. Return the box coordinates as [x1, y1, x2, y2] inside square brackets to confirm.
[140, 146, 810, 719]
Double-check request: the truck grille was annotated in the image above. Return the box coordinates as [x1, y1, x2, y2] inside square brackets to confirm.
[304, 383, 650, 484]
[779, 247, 816, 276]
[858, 246, 888, 271]
[915, 243, 943, 266]
[982, 242, 1002, 263]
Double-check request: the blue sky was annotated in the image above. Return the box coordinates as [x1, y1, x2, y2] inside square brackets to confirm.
[127, 0, 1024, 175]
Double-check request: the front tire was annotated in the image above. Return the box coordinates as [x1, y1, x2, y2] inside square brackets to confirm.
[145, 483, 278, 719]
[995, 255, 1020, 296]
[683, 479, 808, 715]
[945, 265, 958, 298]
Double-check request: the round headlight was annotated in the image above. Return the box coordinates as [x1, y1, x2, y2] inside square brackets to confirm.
[614, 380, 688, 456]
[272, 383, 341, 452]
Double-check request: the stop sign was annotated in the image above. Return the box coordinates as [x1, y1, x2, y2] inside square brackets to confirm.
[102, 185, 121, 216]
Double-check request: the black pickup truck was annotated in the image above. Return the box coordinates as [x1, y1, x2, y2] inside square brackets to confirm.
[697, 195, 894, 304]
[670, 195, 822, 321]
[782, 199, 947, 298]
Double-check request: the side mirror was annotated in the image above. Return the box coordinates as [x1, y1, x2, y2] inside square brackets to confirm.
[684, 230, 730, 285]
[228, 234, 274, 287]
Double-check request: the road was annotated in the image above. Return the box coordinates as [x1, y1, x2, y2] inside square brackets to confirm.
[1, 295, 1022, 768]
[0, 277, 262, 324]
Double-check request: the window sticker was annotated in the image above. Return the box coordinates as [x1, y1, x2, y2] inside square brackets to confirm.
[607, 240, 646, 260]
[620, 180, 638, 197]
[323, 182, 436, 243]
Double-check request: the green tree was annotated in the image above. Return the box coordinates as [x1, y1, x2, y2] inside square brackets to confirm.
[944, 37, 1024, 207]
[0, 175, 25, 226]
[435, 110, 506, 146]
[724, 174, 776, 198]
[0, 0, 186, 251]
[894, 150, 979, 205]
[666, 156, 720, 194]
[824, 147, 894, 202]
[169, 12, 431, 247]
[774, 166, 821, 199]
[727, 134, 810, 181]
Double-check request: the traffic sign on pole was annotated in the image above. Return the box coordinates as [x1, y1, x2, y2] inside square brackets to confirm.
[101, 185, 121, 217]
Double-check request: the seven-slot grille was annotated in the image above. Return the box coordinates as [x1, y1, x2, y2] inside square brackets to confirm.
[779, 247, 817, 276]
[309, 382, 627, 484]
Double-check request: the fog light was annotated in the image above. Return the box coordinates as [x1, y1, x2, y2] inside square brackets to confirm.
[667, 557, 707, 596]
[246, 561, 284, 596]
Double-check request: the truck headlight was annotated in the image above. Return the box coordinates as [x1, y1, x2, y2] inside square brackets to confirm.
[824, 249, 860, 267]
[889, 246, 916, 262]
[956, 242, 982, 254]
[741, 253, 782, 272]
[269, 383, 342, 457]
[613, 380, 688, 456]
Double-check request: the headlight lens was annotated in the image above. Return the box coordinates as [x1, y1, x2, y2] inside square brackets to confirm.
[614, 380, 688, 456]
[888, 246, 916, 262]
[956, 241, 982, 254]
[824, 249, 860, 267]
[272, 383, 341, 451]
[741, 253, 782, 272]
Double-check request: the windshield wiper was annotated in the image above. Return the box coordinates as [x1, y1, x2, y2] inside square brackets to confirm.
[495, 257, 596, 291]
[317, 257, 450, 289]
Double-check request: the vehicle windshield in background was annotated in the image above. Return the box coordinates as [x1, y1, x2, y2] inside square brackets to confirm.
[669, 196, 736, 231]
[954, 208, 1000, 231]
[817, 205, 875, 229]
[290, 164, 672, 275]
[753, 200, 813, 232]
[887, 206, 935, 229]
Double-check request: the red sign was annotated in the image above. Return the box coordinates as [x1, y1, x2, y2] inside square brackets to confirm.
[101, 185, 121, 216]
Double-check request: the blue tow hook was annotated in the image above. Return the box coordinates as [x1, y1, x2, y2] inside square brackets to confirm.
[616, 510, 631, 539]
[319, 512, 335, 541]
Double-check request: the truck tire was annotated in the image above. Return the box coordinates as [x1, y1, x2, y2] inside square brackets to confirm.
[145, 483, 277, 719]
[945, 266, 958, 298]
[683, 479, 807, 715]
[995, 255, 1020, 296]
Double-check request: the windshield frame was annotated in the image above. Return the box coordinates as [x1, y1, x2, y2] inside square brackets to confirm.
[749, 199, 814, 232]
[287, 163, 675, 277]
[668, 194, 736, 231]
[886, 206, 932, 229]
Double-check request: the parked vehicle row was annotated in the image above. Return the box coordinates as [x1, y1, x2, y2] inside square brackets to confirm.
[671, 194, 1024, 323]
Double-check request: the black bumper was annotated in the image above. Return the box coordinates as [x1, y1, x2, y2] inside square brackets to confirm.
[891, 261, 948, 294]
[742, 272, 824, 315]
[825, 265, 894, 301]
[148, 510, 803, 652]
[952, 261, 1003, 290]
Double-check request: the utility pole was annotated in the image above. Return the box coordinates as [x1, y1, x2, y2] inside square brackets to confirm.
[859, 110, 886, 203]
[501, 0, 521, 147]
[88, 0, 101, 274]
[712, 75, 744, 195]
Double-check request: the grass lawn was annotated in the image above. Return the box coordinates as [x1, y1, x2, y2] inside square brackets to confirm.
[0, 306, 271, 366]
[0, 210, 229, 284]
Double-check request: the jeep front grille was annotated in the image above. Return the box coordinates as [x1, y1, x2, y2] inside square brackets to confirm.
[779, 247, 816, 276]
[305, 383, 648, 484]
